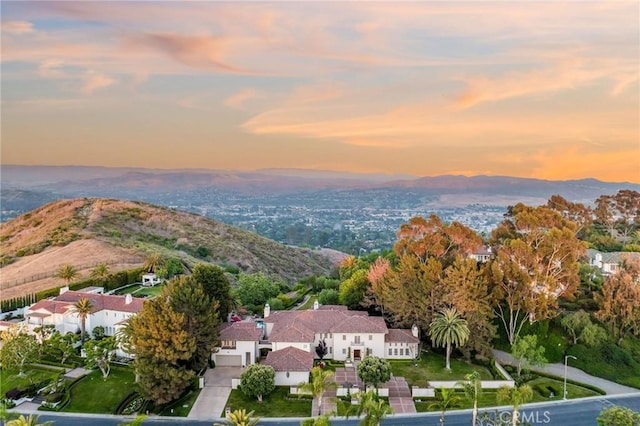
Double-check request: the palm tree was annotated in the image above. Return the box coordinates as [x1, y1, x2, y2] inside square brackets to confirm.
[429, 307, 470, 370]
[6, 414, 53, 426]
[143, 253, 164, 274]
[428, 387, 462, 426]
[73, 298, 94, 344]
[457, 371, 483, 426]
[355, 390, 393, 426]
[497, 384, 533, 426]
[57, 264, 79, 285]
[214, 409, 259, 426]
[298, 366, 337, 416]
[301, 415, 332, 426]
[90, 263, 111, 289]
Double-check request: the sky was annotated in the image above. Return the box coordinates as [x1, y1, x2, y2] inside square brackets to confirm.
[1, 1, 639, 183]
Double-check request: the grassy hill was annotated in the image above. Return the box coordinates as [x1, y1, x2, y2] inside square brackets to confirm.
[0, 198, 335, 292]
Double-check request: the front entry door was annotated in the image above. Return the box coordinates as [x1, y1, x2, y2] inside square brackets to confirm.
[353, 349, 361, 360]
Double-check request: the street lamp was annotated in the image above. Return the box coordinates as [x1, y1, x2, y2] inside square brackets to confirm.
[563, 355, 577, 400]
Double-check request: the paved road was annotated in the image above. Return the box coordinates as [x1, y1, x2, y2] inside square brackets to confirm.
[493, 349, 640, 395]
[13, 394, 640, 426]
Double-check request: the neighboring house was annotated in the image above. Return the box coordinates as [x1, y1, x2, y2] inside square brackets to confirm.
[24, 289, 144, 345]
[469, 245, 492, 263]
[586, 249, 640, 275]
[214, 300, 419, 384]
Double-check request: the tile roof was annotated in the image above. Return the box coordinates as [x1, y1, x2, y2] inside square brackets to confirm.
[385, 329, 419, 343]
[265, 306, 388, 340]
[28, 291, 144, 315]
[263, 346, 314, 372]
[220, 322, 264, 341]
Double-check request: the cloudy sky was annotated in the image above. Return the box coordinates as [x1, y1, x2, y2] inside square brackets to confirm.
[2, 1, 639, 182]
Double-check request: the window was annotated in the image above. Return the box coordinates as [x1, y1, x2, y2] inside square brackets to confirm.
[389, 348, 392, 356]
[286, 372, 290, 378]
[394, 348, 398, 355]
[221, 340, 236, 349]
[343, 335, 346, 341]
[399, 349, 404, 356]
[368, 335, 372, 340]
[329, 347, 332, 354]
[329, 333, 332, 338]
[354, 335, 361, 344]
[342, 348, 347, 355]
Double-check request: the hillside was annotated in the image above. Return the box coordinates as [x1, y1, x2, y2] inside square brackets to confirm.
[0, 198, 336, 299]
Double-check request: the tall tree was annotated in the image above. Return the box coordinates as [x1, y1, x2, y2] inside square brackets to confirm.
[496, 385, 533, 426]
[73, 298, 94, 344]
[57, 264, 79, 285]
[166, 276, 221, 372]
[233, 272, 281, 307]
[191, 263, 234, 320]
[595, 258, 640, 344]
[355, 390, 393, 426]
[129, 295, 196, 404]
[298, 366, 336, 416]
[394, 215, 482, 266]
[443, 256, 495, 357]
[595, 190, 640, 242]
[45, 331, 78, 365]
[143, 253, 165, 274]
[240, 364, 275, 402]
[339, 269, 369, 310]
[560, 310, 593, 345]
[84, 336, 117, 379]
[546, 194, 592, 238]
[511, 335, 546, 377]
[0, 329, 38, 376]
[489, 203, 585, 344]
[90, 263, 111, 289]
[428, 387, 461, 426]
[457, 371, 482, 426]
[429, 308, 470, 370]
[357, 356, 391, 395]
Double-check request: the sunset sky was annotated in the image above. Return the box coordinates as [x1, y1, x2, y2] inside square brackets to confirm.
[2, 1, 639, 182]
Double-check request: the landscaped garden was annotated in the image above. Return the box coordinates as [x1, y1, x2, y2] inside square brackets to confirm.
[389, 352, 494, 386]
[114, 283, 165, 298]
[61, 366, 137, 413]
[0, 366, 62, 396]
[224, 387, 312, 417]
[158, 388, 202, 416]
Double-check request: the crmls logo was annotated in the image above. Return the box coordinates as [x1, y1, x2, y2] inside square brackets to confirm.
[478, 410, 552, 425]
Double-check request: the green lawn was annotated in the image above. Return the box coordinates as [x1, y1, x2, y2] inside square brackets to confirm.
[224, 387, 311, 417]
[0, 366, 62, 395]
[390, 353, 494, 386]
[414, 377, 601, 412]
[159, 389, 201, 416]
[62, 366, 137, 413]
[114, 284, 164, 298]
[296, 294, 318, 310]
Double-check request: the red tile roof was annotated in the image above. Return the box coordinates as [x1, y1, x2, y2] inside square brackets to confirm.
[220, 322, 264, 341]
[263, 346, 314, 372]
[28, 291, 144, 315]
[385, 329, 419, 343]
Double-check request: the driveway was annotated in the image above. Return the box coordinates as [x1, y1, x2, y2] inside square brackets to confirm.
[188, 367, 243, 419]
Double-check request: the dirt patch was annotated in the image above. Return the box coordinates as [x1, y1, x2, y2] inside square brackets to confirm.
[0, 239, 142, 300]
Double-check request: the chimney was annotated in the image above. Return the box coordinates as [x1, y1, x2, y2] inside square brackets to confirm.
[264, 303, 270, 318]
[59, 286, 69, 295]
[125, 294, 133, 305]
[313, 299, 319, 310]
[411, 324, 419, 338]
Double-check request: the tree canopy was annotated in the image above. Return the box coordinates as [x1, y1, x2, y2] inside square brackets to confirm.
[240, 364, 275, 402]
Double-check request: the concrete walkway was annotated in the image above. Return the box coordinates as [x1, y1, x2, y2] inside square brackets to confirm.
[493, 349, 639, 395]
[188, 367, 243, 419]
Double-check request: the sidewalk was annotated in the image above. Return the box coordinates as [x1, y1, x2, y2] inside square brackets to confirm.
[492, 349, 640, 395]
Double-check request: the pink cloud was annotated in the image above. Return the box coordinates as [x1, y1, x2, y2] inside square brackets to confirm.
[2, 20, 34, 34]
[82, 73, 116, 94]
[224, 88, 258, 109]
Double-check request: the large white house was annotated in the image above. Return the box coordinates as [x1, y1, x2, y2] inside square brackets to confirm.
[586, 249, 640, 275]
[24, 288, 144, 339]
[213, 301, 419, 385]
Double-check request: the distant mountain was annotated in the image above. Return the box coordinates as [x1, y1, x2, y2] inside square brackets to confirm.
[0, 198, 336, 296]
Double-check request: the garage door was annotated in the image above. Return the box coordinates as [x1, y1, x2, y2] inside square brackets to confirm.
[216, 355, 242, 366]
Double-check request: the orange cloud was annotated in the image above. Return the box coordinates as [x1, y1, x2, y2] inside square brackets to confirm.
[224, 88, 258, 109]
[2, 20, 34, 34]
[82, 73, 116, 94]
